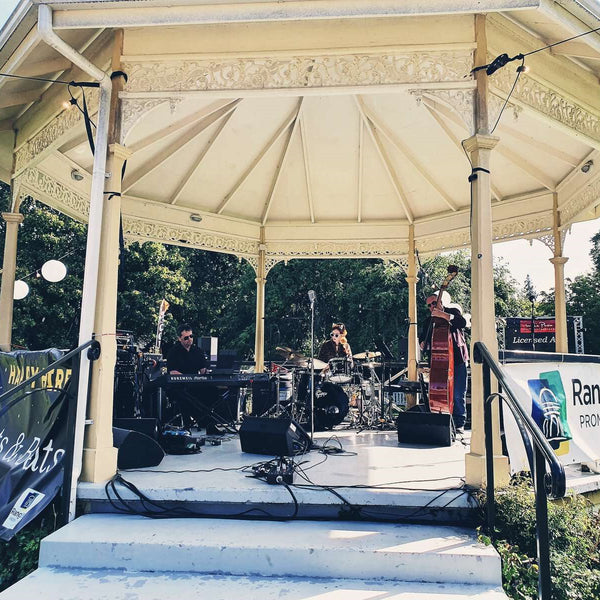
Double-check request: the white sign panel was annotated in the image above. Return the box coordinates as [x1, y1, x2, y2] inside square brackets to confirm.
[502, 362, 600, 472]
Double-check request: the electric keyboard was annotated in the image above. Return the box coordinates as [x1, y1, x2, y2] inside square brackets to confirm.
[163, 372, 270, 387]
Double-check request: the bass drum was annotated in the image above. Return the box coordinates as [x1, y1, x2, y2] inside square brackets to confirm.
[297, 375, 349, 430]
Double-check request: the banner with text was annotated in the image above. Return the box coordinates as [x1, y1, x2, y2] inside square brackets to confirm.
[0, 349, 69, 541]
[503, 361, 600, 472]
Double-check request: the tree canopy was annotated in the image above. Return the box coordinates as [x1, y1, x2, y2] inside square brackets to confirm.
[3, 181, 582, 358]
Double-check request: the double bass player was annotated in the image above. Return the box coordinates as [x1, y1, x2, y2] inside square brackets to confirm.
[419, 293, 469, 434]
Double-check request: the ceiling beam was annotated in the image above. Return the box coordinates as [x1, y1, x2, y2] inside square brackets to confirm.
[495, 143, 557, 191]
[0, 89, 42, 109]
[58, 130, 90, 154]
[53, 1, 542, 29]
[169, 107, 237, 205]
[423, 97, 503, 201]
[261, 99, 303, 224]
[299, 111, 315, 224]
[550, 41, 600, 61]
[128, 99, 240, 153]
[499, 122, 580, 167]
[355, 97, 414, 223]
[123, 101, 238, 192]
[17, 57, 72, 78]
[360, 97, 458, 211]
[0, 28, 40, 96]
[216, 102, 301, 215]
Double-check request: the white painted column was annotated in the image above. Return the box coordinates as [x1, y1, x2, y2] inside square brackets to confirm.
[464, 134, 509, 488]
[464, 14, 509, 488]
[81, 144, 130, 482]
[405, 226, 419, 408]
[254, 234, 267, 372]
[0, 211, 24, 351]
[551, 195, 568, 353]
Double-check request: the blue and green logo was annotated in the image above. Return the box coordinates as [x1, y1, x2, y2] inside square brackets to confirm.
[527, 370, 572, 455]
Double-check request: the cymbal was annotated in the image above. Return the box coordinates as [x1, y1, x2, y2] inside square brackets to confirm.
[353, 351, 382, 359]
[287, 353, 308, 365]
[275, 346, 293, 357]
[307, 357, 328, 370]
[361, 362, 380, 369]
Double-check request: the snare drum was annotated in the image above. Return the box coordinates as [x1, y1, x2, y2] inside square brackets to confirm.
[328, 358, 352, 384]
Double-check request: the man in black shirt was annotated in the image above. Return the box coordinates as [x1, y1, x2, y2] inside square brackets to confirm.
[167, 325, 208, 375]
[166, 324, 217, 431]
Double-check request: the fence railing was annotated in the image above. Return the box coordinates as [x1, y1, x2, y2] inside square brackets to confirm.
[473, 341, 566, 600]
[0, 340, 101, 526]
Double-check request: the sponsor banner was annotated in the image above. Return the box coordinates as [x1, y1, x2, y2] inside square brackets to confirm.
[503, 361, 600, 472]
[504, 316, 581, 353]
[0, 349, 69, 540]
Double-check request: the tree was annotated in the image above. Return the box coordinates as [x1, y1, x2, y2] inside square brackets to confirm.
[0, 181, 528, 358]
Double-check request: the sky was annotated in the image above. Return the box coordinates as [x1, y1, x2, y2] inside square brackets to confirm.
[0, 0, 598, 293]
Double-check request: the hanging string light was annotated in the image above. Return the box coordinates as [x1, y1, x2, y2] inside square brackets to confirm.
[13, 251, 75, 300]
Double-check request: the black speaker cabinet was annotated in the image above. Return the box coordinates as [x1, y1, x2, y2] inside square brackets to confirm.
[113, 417, 159, 440]
[396, 408, 454, 447]
[239, 417, 310, 456]
[112, 427, 165, 469]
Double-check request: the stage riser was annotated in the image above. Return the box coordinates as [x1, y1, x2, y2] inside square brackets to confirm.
[39, 514, 501, 587]
[81, 498, 477, 524]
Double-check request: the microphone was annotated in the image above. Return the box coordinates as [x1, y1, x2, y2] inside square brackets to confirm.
[308, 290, 316, 304]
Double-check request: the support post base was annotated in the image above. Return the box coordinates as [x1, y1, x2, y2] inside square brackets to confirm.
[81, 447, 118, 483]
[465, 451, 510, 488]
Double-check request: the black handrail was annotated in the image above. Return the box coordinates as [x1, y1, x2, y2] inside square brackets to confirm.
[0, 340, 101, 525]
[473, 341, 566, 600]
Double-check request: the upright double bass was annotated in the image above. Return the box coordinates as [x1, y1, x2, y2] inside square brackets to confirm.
[428, 265, 459, 414]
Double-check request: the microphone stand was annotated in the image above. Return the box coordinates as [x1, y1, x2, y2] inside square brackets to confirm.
[310, 296, 315, 444]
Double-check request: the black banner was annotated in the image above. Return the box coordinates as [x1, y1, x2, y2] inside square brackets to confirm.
[504, 317, 579, 353]
[0, 349, 70, 541]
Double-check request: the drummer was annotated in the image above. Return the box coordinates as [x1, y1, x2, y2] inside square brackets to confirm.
[318, 323, 353, 368]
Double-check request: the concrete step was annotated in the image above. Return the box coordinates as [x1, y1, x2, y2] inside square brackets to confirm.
[0, 567, 510, 600]
[39, 514, 502, 586]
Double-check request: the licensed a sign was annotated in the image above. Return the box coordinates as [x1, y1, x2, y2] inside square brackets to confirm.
[504, 316, 583, 354]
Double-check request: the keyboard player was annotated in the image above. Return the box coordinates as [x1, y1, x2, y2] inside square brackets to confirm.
[166, 324, 219, 433]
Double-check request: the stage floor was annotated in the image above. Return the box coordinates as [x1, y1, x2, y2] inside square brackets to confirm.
[78, 429, 478, 522]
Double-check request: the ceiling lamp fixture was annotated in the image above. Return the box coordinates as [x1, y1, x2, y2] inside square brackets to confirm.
[189, 213, 203, 223]
[581, 160, 594, 174]
[70, 168, 84, 181]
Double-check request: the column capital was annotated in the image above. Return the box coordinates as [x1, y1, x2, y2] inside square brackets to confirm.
[108, 143, 133, 162]
[462, 134, 500, 153]
[404, 276, 419, 284]
[550, 256, 569, 266]
[1, 212, 24, 225]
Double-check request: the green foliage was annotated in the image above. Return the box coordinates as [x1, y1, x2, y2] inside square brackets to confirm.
[479, 477, 600, 600]
[1, 181, 529, 358]
[0, 502, 58, 593]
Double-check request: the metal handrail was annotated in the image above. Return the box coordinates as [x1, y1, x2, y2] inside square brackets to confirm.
[473, 341, 566, 600]
[0, 340, 101, 525]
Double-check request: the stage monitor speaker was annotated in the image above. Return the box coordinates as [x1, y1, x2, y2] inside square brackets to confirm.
[396, 408, 454, 447]
[250, 378, 277, 417]
[112, 427, 165, 469]
[239, 417, 310, 456]
[113, 417, 159, 440]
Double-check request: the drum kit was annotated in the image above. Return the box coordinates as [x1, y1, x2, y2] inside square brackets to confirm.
[262, 346, 385, 430]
